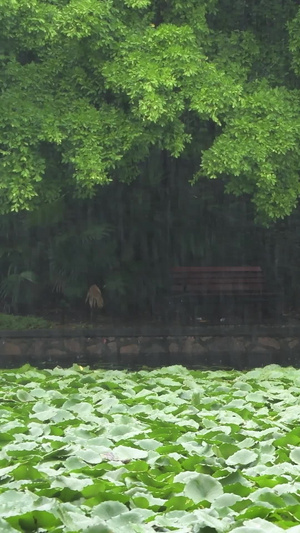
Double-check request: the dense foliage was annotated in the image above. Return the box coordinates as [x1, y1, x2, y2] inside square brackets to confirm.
[1, 365, 300, 532]
[0, 0, 300, 221]
[2, 0, 300, 317]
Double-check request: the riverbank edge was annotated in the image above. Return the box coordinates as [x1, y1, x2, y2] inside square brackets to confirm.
[0, 324, 300, 370]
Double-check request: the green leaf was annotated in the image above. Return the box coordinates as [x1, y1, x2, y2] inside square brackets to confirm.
[0, 518, 20, 532]
[226, 449, 258, 466]
[290, 448, 300, 464]
[8, 511, 61, 531]
[75, 449, 102, 464]
[232, 518, 284, 532]
[11, 464, 44, 481]
[92, 501, 128, 520]
[212, 493, 242, 508]
[182, 473, 223, 503]
[113, 446, 148, 461]
[16, 390, 34, 402]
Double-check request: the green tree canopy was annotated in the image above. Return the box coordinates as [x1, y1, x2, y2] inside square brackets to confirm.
[0, 0, 300, 221]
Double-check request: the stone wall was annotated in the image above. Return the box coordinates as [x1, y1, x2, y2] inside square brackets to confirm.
[0, 325, 300, 369]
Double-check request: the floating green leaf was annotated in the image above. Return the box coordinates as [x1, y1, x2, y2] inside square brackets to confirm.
[183, 473, 224, 503]
[290, 448, 300, 464]
[226, 449, 258, 466]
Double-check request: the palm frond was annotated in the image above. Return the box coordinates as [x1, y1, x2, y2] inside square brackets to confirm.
[79, 224, 113, 244]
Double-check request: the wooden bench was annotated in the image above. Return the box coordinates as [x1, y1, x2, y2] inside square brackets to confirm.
[169, 266, 278, 320]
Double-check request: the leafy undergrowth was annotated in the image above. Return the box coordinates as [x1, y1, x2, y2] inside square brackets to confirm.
[1, 365, 300, 532]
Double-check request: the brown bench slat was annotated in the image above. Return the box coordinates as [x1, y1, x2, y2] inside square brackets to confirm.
[172, 266, 262, 272]
[186, 285, 263, 294]
[171, 266, 268, 297]
[173, 271, 264, 275]
[172, 272, 264, 278]
[173, 276, 264, 283]
[173, 285, 265, 294]
[173, 279, 264, 287]
[172, 284, 264, 291]
[173, 278, 264, 283]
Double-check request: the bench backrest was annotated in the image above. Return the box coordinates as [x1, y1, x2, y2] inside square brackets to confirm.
[171, 266, 265, 295]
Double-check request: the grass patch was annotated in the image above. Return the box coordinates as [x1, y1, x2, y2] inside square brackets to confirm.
[0, 313, 54, 329]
